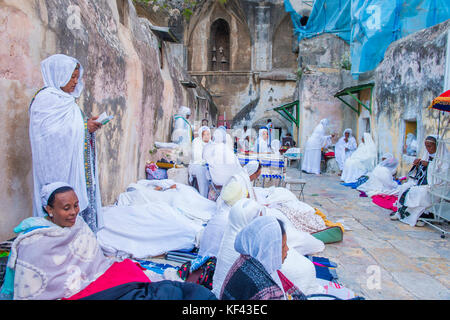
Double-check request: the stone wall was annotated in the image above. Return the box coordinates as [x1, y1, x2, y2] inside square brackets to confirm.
[0, 0, 215, 241]
[186, 0, 299, 135]
[373, 19, 450, 175]
[296, 33, 357, 148]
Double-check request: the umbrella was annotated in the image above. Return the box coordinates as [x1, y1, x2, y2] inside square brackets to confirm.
[428, 90, 450, 136]
[428, 90, 450, 112]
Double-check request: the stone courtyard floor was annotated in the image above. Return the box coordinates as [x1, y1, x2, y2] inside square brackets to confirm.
[283, 166, 450, 300]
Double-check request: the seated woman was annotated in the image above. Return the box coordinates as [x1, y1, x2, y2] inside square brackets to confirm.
[220, 216, 305, 300]
[335, 128, 357, 174]
[357, 153, 399, 197]
[391, 135, 449, 227]
[271, 139, 281, 156]
[340, 133, 377, 184]
[203, 128, 243, 200]
[254, 127, 271, 153]
[0, 183, 216, 300]
[212, 199, 325, 299]
[197, 161, 262, 259]
[188, 126, 211, 198]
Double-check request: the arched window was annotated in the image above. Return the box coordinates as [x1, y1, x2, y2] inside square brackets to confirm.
[209, 19, 230, 71]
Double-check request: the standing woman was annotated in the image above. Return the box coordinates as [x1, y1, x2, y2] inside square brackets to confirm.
[189, 126, 212, 198]
[302, 119, 333, 174]
[29, 54, 103, 232]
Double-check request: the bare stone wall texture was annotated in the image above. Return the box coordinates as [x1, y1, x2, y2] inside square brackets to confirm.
[373, 19, 450, 175]
[0, 0, 208, 241]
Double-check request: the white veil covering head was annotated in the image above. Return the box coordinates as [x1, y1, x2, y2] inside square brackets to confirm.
[234, 215, 283, 276]
[212, 198, 262, 296]
[320, 118, 329, 127]
[198, 126, 211, 142]
[343, 128, 352, 136]
[40, 182, 72, 208]
[244, 160, 260, 176]
[41, 54, 84, 98]
[378, 153, 398, 174]
[424, 135, 449, 186]
[271, 139, 281, 154]
[213, 128, 227, 143]
[178, 106, 191, 117]
[30, 54, 92, 218]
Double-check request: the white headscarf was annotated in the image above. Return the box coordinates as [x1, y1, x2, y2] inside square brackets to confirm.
[244, 160, 260, 176]
[30, 54, 92, 218]
[212, 198, 262, 297]
[378, 153, 399, 175]
[40, 54, 84, 98]
[178, 106, 191, 117]
[198, 126, 211, 142]
[40, 182, 72, 208]
[256, 128, 270, 153]
[234, 215, 283, 276]
[320, 118, 329, 127]
[343, 128, 352, 136]
[271, 139, 281, 155]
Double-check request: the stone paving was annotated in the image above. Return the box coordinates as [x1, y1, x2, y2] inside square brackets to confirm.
[284, 167, 450, 300]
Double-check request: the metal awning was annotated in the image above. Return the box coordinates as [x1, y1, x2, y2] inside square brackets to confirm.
[272, 100, 300, 128]
[149, 25, 179, 43]
[334, 83, 374, 115]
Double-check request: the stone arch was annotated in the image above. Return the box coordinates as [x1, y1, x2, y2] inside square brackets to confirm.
[209, 18, 231, 71]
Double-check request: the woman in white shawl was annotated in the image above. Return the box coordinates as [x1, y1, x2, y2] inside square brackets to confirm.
[212, 198, 324, 299]
[340, 133, 377, 184]
[391, 135, 449, 227]
[29, 54, 103, 232]
[188, 126, 211, 198]
[357, 153, 399, 197]
[254, 127, 271, 153]
[212, 198, 263, 297]
[302, 119, 333, 174]
[220, 216, 303, 300]
[197, 161, 261, 258]
[203, 128, 242, 187]
[335, 128, 357, 172]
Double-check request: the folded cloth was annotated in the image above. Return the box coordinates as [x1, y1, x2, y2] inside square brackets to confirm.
[64, 259, 150, 300]
[371, 194, 398, 212]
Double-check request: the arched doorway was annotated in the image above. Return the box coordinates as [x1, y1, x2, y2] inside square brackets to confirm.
[209, 19, 230, 71]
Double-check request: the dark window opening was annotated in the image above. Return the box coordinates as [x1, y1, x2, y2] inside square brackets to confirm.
[209, 19, 230, 71]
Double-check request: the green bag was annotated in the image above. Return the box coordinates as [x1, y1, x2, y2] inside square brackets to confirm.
[311, 226, 343, 244]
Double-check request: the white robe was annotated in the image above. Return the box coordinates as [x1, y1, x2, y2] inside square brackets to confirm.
[188, 129, 210, 198]
[29, 55, 102, 230]
[398, 142, 449, 226]
[341, 133, 377, 184]
[335, 136, 357, 171]
[302, 121, 332, 174]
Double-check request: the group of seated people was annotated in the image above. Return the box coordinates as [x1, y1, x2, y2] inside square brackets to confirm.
[1, 125, 354, 300]
[337, 132, 448, 228]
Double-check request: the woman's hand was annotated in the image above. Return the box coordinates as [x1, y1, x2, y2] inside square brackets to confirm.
[87, 116, 102, 133]
[420, 160, 429, 167]
[413, 158, 421, 166]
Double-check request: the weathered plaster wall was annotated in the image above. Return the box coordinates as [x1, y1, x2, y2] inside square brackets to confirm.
[297, 34, 357, 148]
[373, 19, 450, 175]
[0, 0, 213, 241]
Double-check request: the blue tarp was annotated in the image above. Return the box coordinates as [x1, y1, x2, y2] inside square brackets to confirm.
[285, 0, 450, 78]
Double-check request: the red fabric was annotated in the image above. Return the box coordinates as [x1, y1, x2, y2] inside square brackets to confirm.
[64, 259, 150, 300]
[324, 152, 335, 157]
[371, 194, 398, 212]
[276, 270, 295, 292]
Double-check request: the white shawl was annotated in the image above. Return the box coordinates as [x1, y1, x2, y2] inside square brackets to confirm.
[29, 54, 92, 217]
